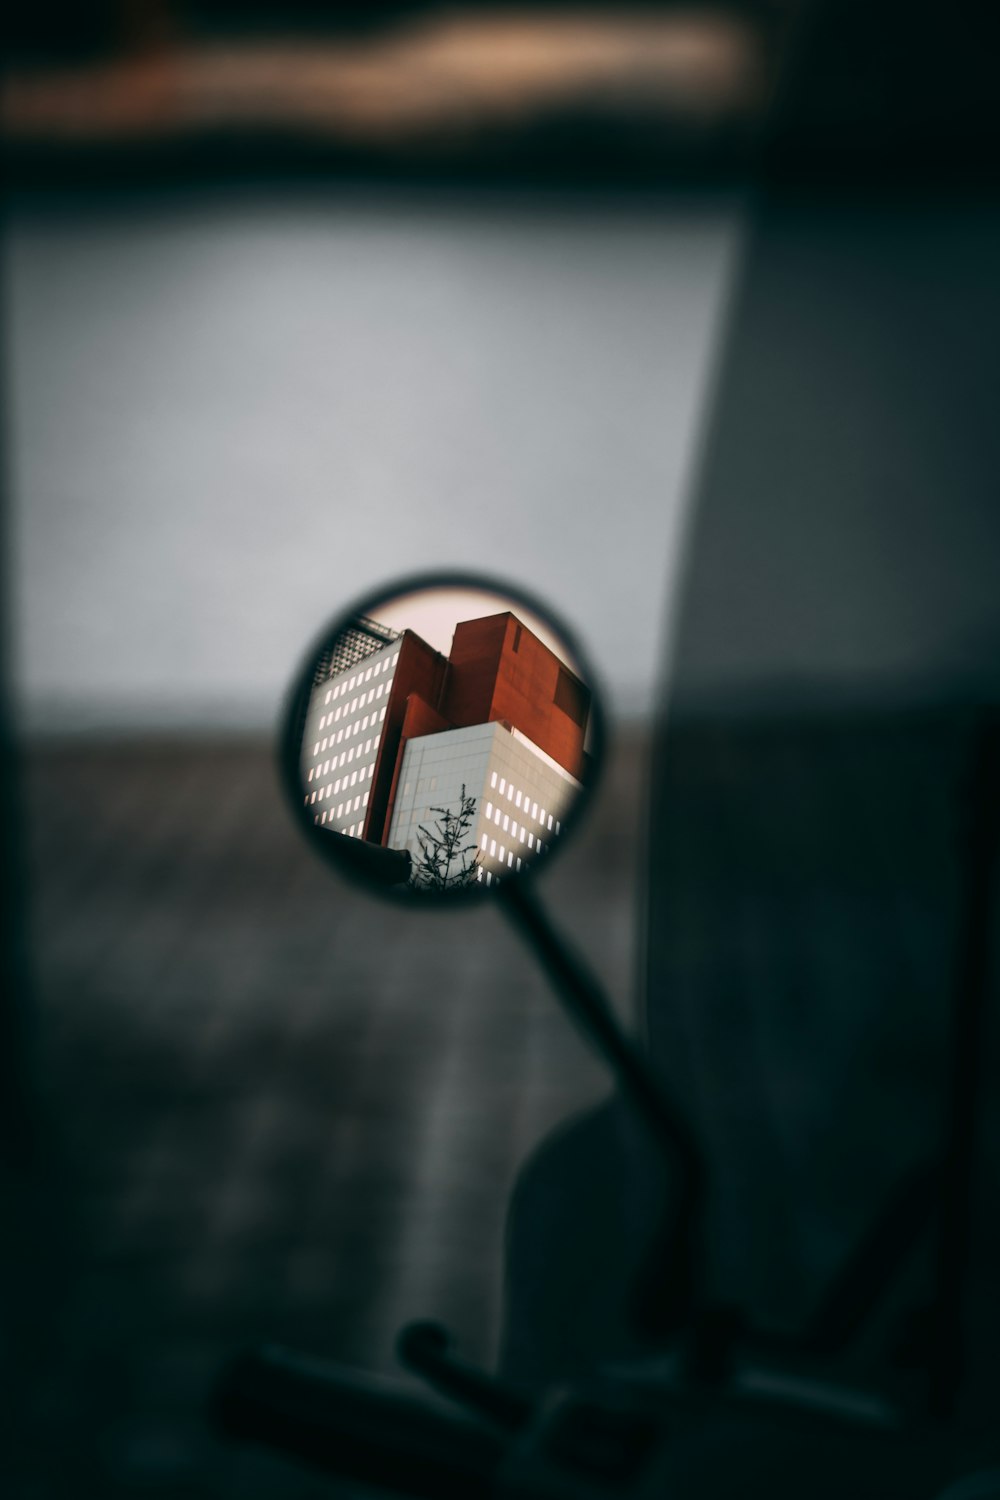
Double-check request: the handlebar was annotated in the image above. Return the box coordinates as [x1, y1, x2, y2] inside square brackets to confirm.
[212, 1343, 505, 1498]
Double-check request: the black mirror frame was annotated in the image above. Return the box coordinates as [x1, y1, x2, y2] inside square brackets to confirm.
[278, 569, 607, 908]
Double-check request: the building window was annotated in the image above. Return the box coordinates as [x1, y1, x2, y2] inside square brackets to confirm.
[511, 821, 518, 839]
[528, 833, 534, 849]
[532, 802, 539, 820]
[499, 778, 506, 795]
[351, 771, 357, 785]
[515, 790, 522, 808]
[363, 792, 369, 806]
[337, 730, 343, 744]
[476, 866, 483, 882]
[380, 707, 386, 722]
[486, 802, 493, 819]
[548, 815, 554, 831]
[325, 690, 332, 705]
[516, 857, 522, 871]
[366, 740, 372, 753]
[508, 851, 514, 867]
[540, 807, 547, 825]
[491, 771, 497, 789]
[365, 668, 372, 681]
[520, 828, 526, 843]
[374, 734, 380, 747]
[307, 768, 314, 782]
[556, 821, 561, 835]
[490, 839, 496, 857]
[481, 834, 488, 851]
[499, 845, 506, 862]
[503, 814, 509, 832]
[494, 808, 501, 825]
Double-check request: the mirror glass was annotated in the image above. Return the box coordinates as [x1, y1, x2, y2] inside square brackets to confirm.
[284, 577, 601, 899]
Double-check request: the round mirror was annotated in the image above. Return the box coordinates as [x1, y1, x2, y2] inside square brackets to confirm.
[281, 574, 603, 900]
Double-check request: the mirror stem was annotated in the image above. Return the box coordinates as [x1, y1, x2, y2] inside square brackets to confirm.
[500, 879, 706, 1343]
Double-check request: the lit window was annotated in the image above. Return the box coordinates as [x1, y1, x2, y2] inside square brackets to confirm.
[511, 821, 518, 839]
[515, 790, 522, 808]
[363, 792, 369, 806]
[325, 690, 331, 705]
[481, 834, 488, 851]
[319, 714, 325, 730]
[520, 828, 526, 843]
[351, 771, 357, 785]
[486, 801, 493, 818]
[380, 708, 386, 721]
[476, 867, 483, 883]
[310, 791, 316, 804]
[548, 815, 554, 831]
[494, 808, 501, 825]
[334, 779, 340, 793]
[348, 747, 355, 763]
[313, 742, 319, 756]
[366, 740, 372, 753]
[365, 668, 372, 681]
[516, 857, 522, 871]
[490, 839, 496, 857]
[376, 683, 383, 698]
[374, 733, 380, 746]
[335, 706, 341, 721]
[368, 688, 375, 704]
[528, 833, 534, 849]
[486, 870, 492, 886]
[508, 851, 514, 868]
[349, 676, 356, 690]
[499, 778, 506, 795]
[337, 730, 343, 744]
[324, 760, 330, 774]
[503, 814, 509, 832]
[499, 845, 506, 862]
[307, 768, 314, 782]
[491, 771, 497, 789]
[337, 804, 343, 817]
[507, 785, 513, 802]
[532, 802, 538, 819]
[321, 737, 327, 751]
[556, 821, 561, 835]
[321, 810, 327, 823]
[362, 715, 368, 730]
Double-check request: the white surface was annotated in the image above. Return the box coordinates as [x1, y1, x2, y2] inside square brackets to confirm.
[5, 190, 741, 731]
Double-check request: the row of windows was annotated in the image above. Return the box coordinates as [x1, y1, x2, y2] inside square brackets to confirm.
[315, 812, 364, 838]
[483, 802, 557, 845]
[309, 737, 380, 777]
[307, 766, 374, 804]
[318, 674, 392, 730]
[324, 653, 396, 705]
[487, 774, 560, 833]
[313, 707, 386, 758]
[309, 735, 380, 781]
[316, 789, 369, 822]
[479, 840, 527, 876]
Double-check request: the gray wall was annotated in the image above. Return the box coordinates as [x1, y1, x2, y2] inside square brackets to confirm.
[5, 191, 740, 732]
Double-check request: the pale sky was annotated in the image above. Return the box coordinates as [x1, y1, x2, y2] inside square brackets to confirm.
[373, 585, 582, 676]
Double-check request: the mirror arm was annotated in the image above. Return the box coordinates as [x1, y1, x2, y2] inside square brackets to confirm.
[500, 878, 706, 1343]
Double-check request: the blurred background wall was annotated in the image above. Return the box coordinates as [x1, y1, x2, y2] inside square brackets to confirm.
[6, 192, 739, 730]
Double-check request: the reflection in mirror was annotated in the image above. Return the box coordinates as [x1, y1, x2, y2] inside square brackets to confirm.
[288, 579, 600, 899]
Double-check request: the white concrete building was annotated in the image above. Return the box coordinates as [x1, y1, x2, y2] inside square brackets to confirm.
[388, 719, 581, 889]
[302, 634, 401, 837]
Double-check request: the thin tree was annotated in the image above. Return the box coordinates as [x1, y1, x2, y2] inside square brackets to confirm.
[411, 785, 481, 892]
